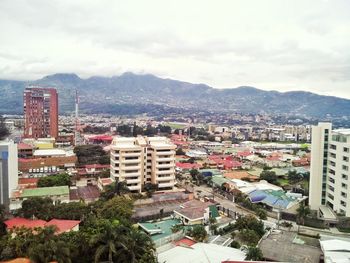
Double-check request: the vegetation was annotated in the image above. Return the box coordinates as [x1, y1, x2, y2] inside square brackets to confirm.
[296, 202, 311, 226]
[187, 225, 207, 242]
[260, 170, 278, 185]
[234, 215, 265, 246]
[0, 116, 9, 140]
[230, 240, 240, 248]
[176, 148, 185, 155]
[0, 195, 156, 262]
[74, 145, 110, 165]
[245, 246, 264, 261]
[288, 170, 304, 184]
[37, 173, 71, 187]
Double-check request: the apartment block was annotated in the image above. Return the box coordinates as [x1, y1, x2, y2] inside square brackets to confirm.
[110, 136, 176, 193]
[24, 87, 58, 139]
[0, 141, 18, 207]
[309, 122, 350, 219]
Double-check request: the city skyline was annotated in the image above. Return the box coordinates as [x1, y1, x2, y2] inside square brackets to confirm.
[1, 0, 350, 98]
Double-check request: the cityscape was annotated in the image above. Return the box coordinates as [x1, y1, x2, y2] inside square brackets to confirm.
[1, 1, 350, 263]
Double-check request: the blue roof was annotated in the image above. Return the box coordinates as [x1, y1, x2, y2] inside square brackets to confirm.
[248, 189, 295, 209]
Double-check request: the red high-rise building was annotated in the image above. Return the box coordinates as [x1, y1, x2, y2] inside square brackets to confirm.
[23, 87, 58, 139]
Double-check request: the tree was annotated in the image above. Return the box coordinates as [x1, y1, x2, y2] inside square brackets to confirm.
[288, 170, 303, 184]
[176, 148, 185, 155]
[234, 215, 265, 238]
[245, 247, 263, 261]
[74, 145, 108, 165]
[256, 209, 267, 220]
[37, 173, 71, 187]
[230, 240, 240, 249]
[0, 116, 9, 140]
[52, 202, 90, 220]
[260, 170, 278, 185]
[20, 197, 54, 220]
[296, 202, 311, 229]
[98, 196, 133, 223]
[188, 225, 207, 242]
[238, 229, 260, 246]
[143, 183, 158, 198]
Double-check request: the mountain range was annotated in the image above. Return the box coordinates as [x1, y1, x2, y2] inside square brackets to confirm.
[1, 72, 349, 118]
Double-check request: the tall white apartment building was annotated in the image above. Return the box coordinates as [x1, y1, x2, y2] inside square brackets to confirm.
[0, 141, 18, 207]
[309, 123, 350, 219]
[110, 136, 176, 193]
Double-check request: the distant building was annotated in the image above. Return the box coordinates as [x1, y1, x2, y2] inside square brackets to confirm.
[309, 122, 350, 219]
[23, 87, 58, 139]
[0, 141, 18, 207]
[110, 136, 176, 193]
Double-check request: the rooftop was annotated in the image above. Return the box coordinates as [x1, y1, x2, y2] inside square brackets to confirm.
[21, 186, 69, 198]
[138, 218, 182, 241]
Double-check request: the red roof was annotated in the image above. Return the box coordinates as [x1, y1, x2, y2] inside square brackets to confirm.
[100, 178, 113, 185]
[174, 237, 196, 247]
[236, 151, 253, 157]
[18, 178, 39, 185]
[85, 164, 110, 169]
[88, 135, 113, 141]
[176, 162, 202, 170]
[46, 219, 80, 234]
[18, 143, 33, 150]
[4, 218, 46, 229]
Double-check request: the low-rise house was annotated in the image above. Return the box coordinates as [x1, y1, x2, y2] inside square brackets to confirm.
[4, 218, 80, 235]
[173, 200, 220, 225]
[10, 186, 70, 210]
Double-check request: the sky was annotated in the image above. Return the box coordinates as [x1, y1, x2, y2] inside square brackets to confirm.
[0, 0, 350, 98]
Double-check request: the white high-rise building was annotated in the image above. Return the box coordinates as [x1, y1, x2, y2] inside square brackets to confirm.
[0, 141, 18, 207]
[309, 123, 350, 219]
[110, 136, 176, 193]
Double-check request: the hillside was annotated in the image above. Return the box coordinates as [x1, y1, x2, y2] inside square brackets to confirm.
[0, 72, 349, 117]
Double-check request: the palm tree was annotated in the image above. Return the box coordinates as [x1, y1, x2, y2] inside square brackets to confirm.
[91, 223, 124, 263]
[296, 202, 311, 232]
[245, 246, 263, 261]
[116, 228, 156, 263]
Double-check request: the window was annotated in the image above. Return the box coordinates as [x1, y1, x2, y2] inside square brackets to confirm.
[330, 153, 336, 158]
[330, 144, 337, 150]
[342, 183, 348, 189]
[344, 147, 349, 153]
[342, 174, 348, 180]
[341, 200, 347, 207]
[328, 185, 335, 192]
[327, 193, 334, 200]
[343, 156, 349, 162]
[329, 177, 335, 184]
[341, 192, 347, 198]
[342, 165, 349, 171]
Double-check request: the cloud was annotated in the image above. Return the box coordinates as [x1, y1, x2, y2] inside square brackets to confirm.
[0, 0, 350, 98]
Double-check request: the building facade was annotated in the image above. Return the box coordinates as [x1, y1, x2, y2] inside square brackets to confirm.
[309, 123, 350, 218]
[24, 87, 58, 139]
[110, 136, 176, 193]
[0, 141, 18, 207]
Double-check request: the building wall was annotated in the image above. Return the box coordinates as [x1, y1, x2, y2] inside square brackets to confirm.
[24, 87, 58, 139]
[309, 123, 350, 217]
[0, 141, 18, 206]
[19, 155, 77, 172]
[110, 136, 176, 193]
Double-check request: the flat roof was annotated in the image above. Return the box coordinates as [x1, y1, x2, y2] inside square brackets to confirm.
[33, 149, 67, 156]
[21, 186, 69, 197]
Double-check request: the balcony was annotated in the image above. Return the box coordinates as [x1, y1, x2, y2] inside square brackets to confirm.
[158, 182, 174, 188]
[128, 185, 141, 191]
[157, 157, 174, 162]
[156, 163, 174, 168]
[156, 169, 175, 175]
[126, 178, 141, 184]
[122, 172, 142, 178]
[156, 150, 175, 156]
[122, 152, 141, 157]
[122, 158, 141, 164]
[120, 165, 141, 171]
[157, 176, 174, 182]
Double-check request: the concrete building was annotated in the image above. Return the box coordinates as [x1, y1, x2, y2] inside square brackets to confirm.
[309, 123, 350, 219]
[110, 136, 176, 193]
[0, 141, 18, 207]
[24, 87, 58, 139]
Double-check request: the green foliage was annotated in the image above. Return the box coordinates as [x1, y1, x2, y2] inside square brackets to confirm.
[74, 145, 109, 165]
[296, 202, 311, 226]
[98, 196, 133, 223]
[0, 116, 9, 140]
[245, 247, 264, 261]
[20, 197, 54, 221]
[238, 229, 260, 246]
[171, 224, 184, 233]
[187, 225, 207, 242]
[234, 215, 265, 238]
[260, 170, 278, 184]
[37, 173, 71, 188]
[230, 240, 240, 248]
[288, 170, 304, 184]
[143, 183, 158, 198]
[176, 148, 185, 155]
[256, 209, 267, 220]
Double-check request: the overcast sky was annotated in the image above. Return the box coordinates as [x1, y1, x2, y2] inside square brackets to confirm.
[1, 0, 350, 98]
